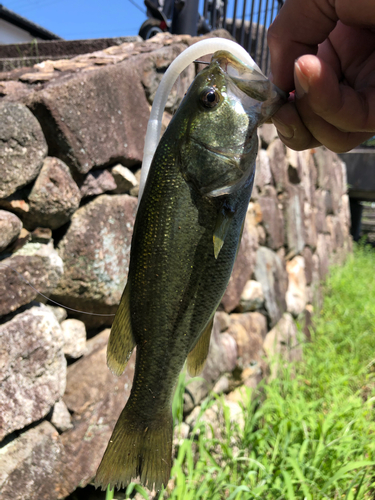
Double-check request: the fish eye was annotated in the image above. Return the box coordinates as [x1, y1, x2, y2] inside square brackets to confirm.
[200, 88, 221, 108]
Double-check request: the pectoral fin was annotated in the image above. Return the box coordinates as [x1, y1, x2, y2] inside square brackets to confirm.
[187, 317, 214, 376]
[107, 281, 136, 376]
[213, 207, 234, 259]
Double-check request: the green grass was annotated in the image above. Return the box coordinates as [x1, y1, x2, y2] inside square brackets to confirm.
[126, 244, 375, 500]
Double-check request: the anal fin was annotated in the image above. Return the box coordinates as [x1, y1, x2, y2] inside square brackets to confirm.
[107, 281, 136, 376]
[187, 317, 214, 376]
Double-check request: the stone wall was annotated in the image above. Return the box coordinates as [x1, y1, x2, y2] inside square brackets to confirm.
[0, 31, 352, 499]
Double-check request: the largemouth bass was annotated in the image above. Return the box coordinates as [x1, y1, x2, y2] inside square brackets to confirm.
[95, 50, 285, 491]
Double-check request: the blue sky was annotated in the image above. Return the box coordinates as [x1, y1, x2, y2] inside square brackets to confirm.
[3, 0, 149, 39]
[2, 0, 276, 41]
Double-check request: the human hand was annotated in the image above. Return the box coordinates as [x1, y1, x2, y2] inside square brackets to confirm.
[267, 0, 375, 152]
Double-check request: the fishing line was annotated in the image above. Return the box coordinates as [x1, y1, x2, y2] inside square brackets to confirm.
[0, 263, 116, 317]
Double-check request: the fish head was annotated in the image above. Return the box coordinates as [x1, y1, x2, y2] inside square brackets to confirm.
[179, 50, 286, 197]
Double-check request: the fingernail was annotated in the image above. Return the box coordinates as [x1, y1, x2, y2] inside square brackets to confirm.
[294, 61, 309, 98]
[272, 117, 295, 140]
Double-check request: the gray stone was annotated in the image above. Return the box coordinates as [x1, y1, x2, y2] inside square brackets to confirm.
[257, 224, 266, 245]
[283, 184, 305, 257]
[310, 253, 322, 310]
[286, 148, 302, 184]
[316, 234, 329, 280]
[26, 157, 81, 230]
[286, 256, 307, 317]
[267, 138, 288, 192]
[254, 148, 272, 191]
[303, 201, 318, 250]
[61, 318, 87, 359]
[314, 148, 343, 214]
[0, 305, 66, 440]
[299, 149, 317, 204]
[0, 102, 47, 199]
[50, 399, 73, 432]
[254, 246, 288, 328]
[314, 189, 329, 233]
[0, 421, 68, 500]
[80, 169, 117, 198]
[0, 210, 22, 252]
[0, 242, 63, 317]
[326, 215, 344, 256]
[52, 194, 137, 327]
[258, 123, 278, 148]
[111, 164, 138, 194]
[263, 312, 302, 378]
[45, 305, 68, 323]
[302, 246, 313, 286]
[238, 280, 264, 312]
[258, 185, 284, 249]
[221, 219, 258, 312]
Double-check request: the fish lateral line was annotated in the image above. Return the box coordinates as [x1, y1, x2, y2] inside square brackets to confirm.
[0, 263, 116, 317]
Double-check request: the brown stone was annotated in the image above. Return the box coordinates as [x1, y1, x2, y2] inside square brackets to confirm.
[263, 312, 302, 377]
[0, 102, 47, 198]
[80, 169, 117, 198]
[221, 218, 258, 312]
[0, 210, 22, 253]
[254, 246, 288, 328]
[238, 279, 264, 312]
[246, 201, 262, 225]
[26, 157, 81, 230]
[29, 57, 151, 174]
[285, 256, 307, 317]
[0, 306, 66, 440]
[0, 243, 63, 317]
[227, 312, 267, 369]
[0, 421, 67, 500]
[258, 185, 284, 250]
[52, 194, 137, 327]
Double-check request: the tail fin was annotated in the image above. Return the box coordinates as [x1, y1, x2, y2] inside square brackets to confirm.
[95, 404, 173, 492]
